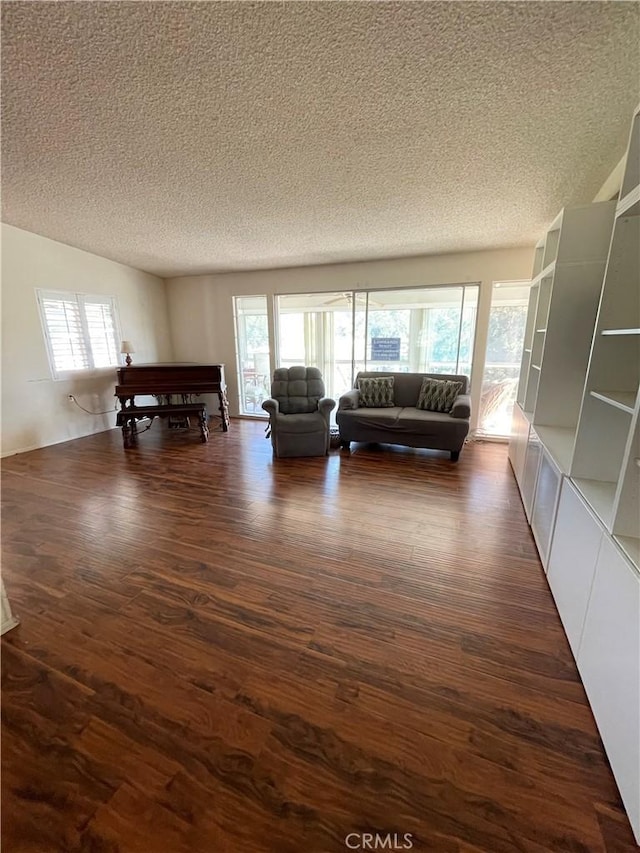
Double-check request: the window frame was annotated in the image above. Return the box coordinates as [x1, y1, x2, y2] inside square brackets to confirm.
[36, 288, 122, 380]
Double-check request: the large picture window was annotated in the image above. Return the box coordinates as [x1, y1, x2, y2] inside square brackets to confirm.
[275, 285, 479, 404]
[36, 290, 120, 378]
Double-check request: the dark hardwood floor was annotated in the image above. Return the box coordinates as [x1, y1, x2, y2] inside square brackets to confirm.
[1, 419, 637, 852]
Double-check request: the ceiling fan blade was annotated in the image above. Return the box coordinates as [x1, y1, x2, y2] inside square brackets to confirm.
[320, 292, 384, 307]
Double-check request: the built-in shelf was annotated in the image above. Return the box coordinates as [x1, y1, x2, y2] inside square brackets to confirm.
[573, 478, 617, 528]
[616, 184, 640, 218]
[542, 229, 560, 269]
[531, 260, 557, 287]
[535, 425, 575, 474]
[601, 328, 640, 336]
[615, 535, 640, 573]
[516, 200, 619, 493]
[590, 390, 637, 414]
[532, 243, 545, 278]
[621, 198, 640, 218]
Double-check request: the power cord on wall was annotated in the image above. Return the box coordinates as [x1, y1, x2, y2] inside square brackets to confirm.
[68, 395, 118, 416]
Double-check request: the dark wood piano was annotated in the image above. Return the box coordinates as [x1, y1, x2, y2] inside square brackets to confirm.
[115, 363, 229, 448]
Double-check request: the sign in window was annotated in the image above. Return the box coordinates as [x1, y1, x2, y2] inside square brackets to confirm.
[371, 337, 401, 361]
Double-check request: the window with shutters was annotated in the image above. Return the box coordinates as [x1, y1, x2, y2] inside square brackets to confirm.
[36, 290, 121, 379]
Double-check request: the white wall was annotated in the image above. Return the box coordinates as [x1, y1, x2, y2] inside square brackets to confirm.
[1, 224, 172, 455]
[165, 247, 534, 428]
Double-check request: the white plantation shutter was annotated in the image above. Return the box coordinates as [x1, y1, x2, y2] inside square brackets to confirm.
[83, 298, 119, 368]
[37, 290, 120, 377]
[39, 293, 90, 372]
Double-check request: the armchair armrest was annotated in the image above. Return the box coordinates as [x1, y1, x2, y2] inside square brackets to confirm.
[338, 389, 360, 410]
[450, 393, 471, 420]
[318, 397, 336, 420]
[261, 398, 280, 417]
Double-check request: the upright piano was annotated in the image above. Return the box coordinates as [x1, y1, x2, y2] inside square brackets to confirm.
[115, 363, 229, 445]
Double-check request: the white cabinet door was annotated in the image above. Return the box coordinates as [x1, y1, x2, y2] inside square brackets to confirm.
[521, 428, 542, 521]
[578, 536, 640, 843]
[547, 480, 604, 656]
[508, 403, 530, 489]
[531, 449, 562, 570]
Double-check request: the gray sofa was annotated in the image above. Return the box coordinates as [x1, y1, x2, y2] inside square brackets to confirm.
[336, 371, 471, 461]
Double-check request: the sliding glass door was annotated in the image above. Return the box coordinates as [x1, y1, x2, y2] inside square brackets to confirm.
[233, 296, 271, 416]
[276, 292, 365, 403]
[477, 282, 529, 437]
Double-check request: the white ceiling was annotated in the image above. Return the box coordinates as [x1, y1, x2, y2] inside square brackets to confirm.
[2, 2, 639, 278]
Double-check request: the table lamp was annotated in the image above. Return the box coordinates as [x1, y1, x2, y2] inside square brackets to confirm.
[120, 340, 135, 366]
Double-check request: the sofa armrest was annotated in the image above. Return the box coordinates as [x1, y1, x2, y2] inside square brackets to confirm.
[318, 397, 336, 420]
[338, 389, 360, 410]
[450, 393, 471, 419]
[261, 398, 280, 417]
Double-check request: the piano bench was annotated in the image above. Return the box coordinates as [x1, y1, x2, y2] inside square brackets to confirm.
[116, 403, 209, 449]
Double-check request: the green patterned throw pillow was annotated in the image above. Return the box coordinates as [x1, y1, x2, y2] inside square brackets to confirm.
[357, 376, 395, 408]
[417, 377, 463, 413]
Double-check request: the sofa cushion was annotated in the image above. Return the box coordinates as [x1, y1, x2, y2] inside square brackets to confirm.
[337, 407, 403, 430]
[396, 407, 468, 436]
[275, 411, 328, 434]
[357, 376, 395, 407]
[417, 377, 463, 413]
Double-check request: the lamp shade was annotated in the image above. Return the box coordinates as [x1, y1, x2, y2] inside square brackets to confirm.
[120, 340, 135, 354]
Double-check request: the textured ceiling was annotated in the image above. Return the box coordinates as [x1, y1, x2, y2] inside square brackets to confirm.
[2, 1, 639, 278]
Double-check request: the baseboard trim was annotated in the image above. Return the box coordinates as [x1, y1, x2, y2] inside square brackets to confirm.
[1, 424, 115, 458]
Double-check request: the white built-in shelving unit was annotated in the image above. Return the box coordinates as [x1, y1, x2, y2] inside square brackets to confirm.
[571, 114, 640, 559]
[510, 199, 616, 545]
[516, 202, 617, 474]
[510, 103, 640, 844]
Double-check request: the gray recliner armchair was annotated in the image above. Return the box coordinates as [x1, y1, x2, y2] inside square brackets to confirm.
[262, 366, 335, 458]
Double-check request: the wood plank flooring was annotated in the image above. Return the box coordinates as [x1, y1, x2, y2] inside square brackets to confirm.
[1, 419, 637, 852]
